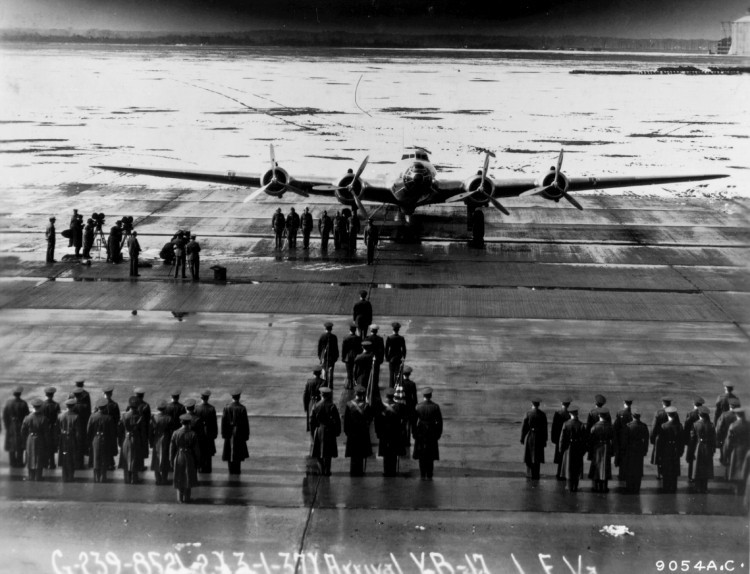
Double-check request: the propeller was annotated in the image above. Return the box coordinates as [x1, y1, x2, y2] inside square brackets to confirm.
[313, 155, 370, 219]
[244, 144, 308, 202]
[446, 151, 510, 215]
[519, 149, 582, 210]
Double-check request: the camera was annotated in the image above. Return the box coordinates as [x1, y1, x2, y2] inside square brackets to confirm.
[91, 212, 106, 232]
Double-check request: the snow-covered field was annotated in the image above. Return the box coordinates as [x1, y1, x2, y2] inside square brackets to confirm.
[1, 44, 749, 198]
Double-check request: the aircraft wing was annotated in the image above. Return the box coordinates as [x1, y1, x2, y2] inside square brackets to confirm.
[94, 165, 266, 187]
[305, 181, 397, 205]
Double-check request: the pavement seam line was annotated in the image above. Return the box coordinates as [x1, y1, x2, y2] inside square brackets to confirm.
[294, 473, 320, 574]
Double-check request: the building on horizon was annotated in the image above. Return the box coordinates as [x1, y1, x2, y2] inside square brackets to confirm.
[720, 11, 750, 55]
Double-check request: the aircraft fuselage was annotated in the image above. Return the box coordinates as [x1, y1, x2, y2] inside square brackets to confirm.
[388, 150, 438, 213]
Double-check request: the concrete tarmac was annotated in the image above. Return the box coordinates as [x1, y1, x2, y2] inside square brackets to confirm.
[1, 193, 749, 574]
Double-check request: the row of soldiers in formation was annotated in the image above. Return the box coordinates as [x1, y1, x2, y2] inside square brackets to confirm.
[2, 382, 250, 503]
[272, 207, 381, 264]
[521, 383, 749, 495]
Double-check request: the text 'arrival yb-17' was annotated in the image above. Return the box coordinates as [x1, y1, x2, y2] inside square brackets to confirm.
[95, 145, 728, 222]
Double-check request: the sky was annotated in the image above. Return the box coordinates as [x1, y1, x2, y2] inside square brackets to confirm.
[1, 0, 748, 38]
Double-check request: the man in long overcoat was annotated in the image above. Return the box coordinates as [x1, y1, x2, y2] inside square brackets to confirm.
[70, 386, 91, 469]
[41, 387, 60, 469]
[118, 396, 145, 484]
[304, 366, 325, 438]
[21, 398, 50, 481]
[365, 325, 385, 390]
[128, 231, 142, 277]
[88, 398, 118, 483]
[344, 386, 373, 476]
[310, 387, 341, 476]
[621, 408, 650, 493]
[376, 388, 406, 476]
[272, 208, 286, 249]
[3, 386, 29, 468]
[559, 405, 587, 492]
[588, 407, 614, 492]
[715, 381, 739, 426]
[57, 398, 83, 482]
[612, 398, 633, 480]
[550, 398, 571, 480]
[195, 390, 218, 473]
[318, 321, 340, 388]
[341, 323, 361, 390]
[171, 413, 200, 503]
[717, 398, 741, 467]
[318, 210, 333, 252]
[683, 396, 705, 481]
[352, 290, 373, 339]
[149, 400, 173, 485]
[521, 399, 547, 480]
[413, 387, 443, 480]
[725, 407, 750, 492]
[384, 322, 406, 389]
[353, 340, 376, 390]
[301, 207, 314, 249]
[222, 390, 250, 476]
[687, 406, 716, 493]
[654, 406, 684, 493]
[395, 366, 418, 447]
[650, 396, 672, 479]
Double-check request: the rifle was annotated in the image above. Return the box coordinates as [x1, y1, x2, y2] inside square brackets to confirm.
[322, 338, 330, 388]
[365, 355, 377, 407]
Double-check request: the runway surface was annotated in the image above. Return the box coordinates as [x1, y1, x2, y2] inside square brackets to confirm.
[1, 189, 749, 574]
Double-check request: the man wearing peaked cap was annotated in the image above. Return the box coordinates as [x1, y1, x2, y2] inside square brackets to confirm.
[613, 398, 634, 481]
[41, 387, 61, 470]
[88, 396, 118, 483]
[149, 399, 172, 485]
[3, 386, 29, 467]
[318, 321, 340, 389]
[650, 396, 673, 480]
[376, 385, 405, 476]
[717, 397, 742, 469]
[222, 389, 250, 477]
[343, 384, 373, 476]
[656, 405, 684, 493]
[58, 396, 83, 482]
[195, 390, 217, 474]
[118, 396, 146, 484]
[559, 403, 587, 492]
[21, 398, 50, 481]
[310, 383, 341, 477]
[341, 322, 361, 390]
[684, 396, 706, 481]
[353, 339, 376, 393]
[365, 324, 385, 391]
[304, 364, 326, 439]
[413, 386, 443, 480]
[70, 386, 92, 470]
[352, 290, 373, 339]
[46, 215, 57, 263]
[687, 404, 716, 494]
[588, 406, 614, 493]
[622, 407, 650, 494]
[395, 364, 418, 448]
[715, 382, 739, 427]
[586, 395, 608, 432]
[724, 406, 750, 490]
[551, 397, 572, 481]
[171, 411, 200, 503]
[385, 321, 407, 389]
[165, 390, 186, 433]
[521, 398, 547, 481]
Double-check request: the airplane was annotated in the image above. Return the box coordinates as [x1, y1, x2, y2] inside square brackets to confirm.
[94, 144, 728, 223]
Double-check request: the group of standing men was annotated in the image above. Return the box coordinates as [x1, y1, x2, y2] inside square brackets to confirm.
[3, 384, 253, 503]
[521, 382, 750, 497]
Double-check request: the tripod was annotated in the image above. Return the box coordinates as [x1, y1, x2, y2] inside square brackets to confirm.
[93, 228, 107, 260]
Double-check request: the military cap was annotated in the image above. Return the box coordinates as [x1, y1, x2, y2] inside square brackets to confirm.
[324, 321, 334, 329]
[156, 399, 167, 410]
[723, 381, 735, 389]
[72, 387, 84, 395]
[49, 216, 56, 221]
[230, 389, 242, 397]
[95, 397, 108, 409]
[660, 397, 672, 404]
[320, 386, 332, 395]
[170, 389, 181, 397]
[370, 324, 379, 331]
[729, 397, 741, 408]
[698, 405, 711, 416]
[693, 396, 705, 406]
[392, 322, 401, 330]
[623, 398, 633, 405]
[422, 387, 434, 396]
[44, 386, 56, 395]
[403, 365, 413, 374]
[385, 388, 396, 397]
[359, 290, 368, 297]
[75, 380, 85, 386]
[349, 322, 357, 330]
[313, 365, 323, 373]
[201, 389, 211, 396]
[132, 231, 138, 236]
[594, 394, 606, 404]
[128, 396, 139, 408]
[30, 398, 43, 408]
[102, 385, 114, 393]
[355, 385, 366, 394]
[65, 398, 77, 407]
[665, 406, 678, 414]
[631, 407, 641, 416]
[531, 399, 541, 405]
[596, 407, 610, 415]
[184, 398, 196, 408]
[361, 340, 373, 348]
[179, 413, 193, 422]
[12, 385, 23, 394]
[568, 404, 579, 413]
[134, 387, 145, 394]
[561, 397, 572, 404]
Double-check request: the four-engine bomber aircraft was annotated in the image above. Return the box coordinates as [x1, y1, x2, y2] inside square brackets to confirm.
[95, 145, 727, 222]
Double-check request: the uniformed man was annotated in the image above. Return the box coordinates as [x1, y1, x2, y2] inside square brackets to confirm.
[46, 216, 57, 263]
[3, 386, 29, 467]
[82, 218, 95, 259]
[272, 208, 286, 249]
[70, 386, 92, 469]
[348, 206, 361, 256]
[133, 387, 151, 471]
[222, 389, 250, 476]
[717, 397, 741, 469]
[725, 407, 750, 493]
[195, 390, 218, 473]
[344, 385, 373, 476]
[165, 390, 186, 433]
[72, 213, 84, 257]
[21, 398, 51, 481]
[118, 396, 145, 484]
[385, 322, 407, 389]
[353, 340, 376, 393]
[715, 382, 739, 426]
[352, 290, 373, 339]
[588, 407, 614, 492]
[57, 398, 82, 482]
[366, 324, 385, 390]
[186, 234, 201, 281]
[108, 220, 124, 264]
[551, 397, 571, 480]
[318, 321, 340, 388]
[301, 207, 314, 249]
[650, 396, 672, 479]
[621, 407, 649, 494]
[310, 386, 341, 476]
[184, 398, 204, 444]
[470, 208, 485, 248]
[364, 218, 379, 265]
[87, 397, 118, 483]
[394, 365, 418, 447]
[171, 413, 200, 503]
[613, 398, 634, 480]
[341, 323, 361, 390]
[559, 404, 587, 492]
[149, 399, 173, 485]
[304, 366, 325, 439]
[521, 399, 548, 481]
[376, 387, 405, 476]
[683, 396, 705, 481]
[413, 387, 443, 480]
[68, 209, 78, 247]
[654, 405, 684, 493]
[41, 386, 61, 469]
[172, 232, 187, 278]
[101, 385, 121, 472]
[586, 394, 609, 432]
[318, 210, 333, 252]
[286, 207, 300, 249]
[128, 231, 142, 277]
[687, 405, 716, 493]
[334, 210, 347, 250]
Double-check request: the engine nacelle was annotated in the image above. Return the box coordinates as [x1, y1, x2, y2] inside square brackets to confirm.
[537, 170, 570, 201]
[461, 174, 495, 207]
[333, 173, 363, 207]
[260, 166, 291, 197]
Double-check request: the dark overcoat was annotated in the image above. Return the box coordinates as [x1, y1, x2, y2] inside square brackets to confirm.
[521, 408, 548, 465]
[413, 399, 443, 461]
[376, 401, 406, 457]
[222, 402, 250, 462]
[118, 410, 144, 471]
[551, 407, 569, 465]
[21, 412, 50, 470]
[725, 418, 750, 481]
[344, 399, 373, 458]
[352, 300, 373, 332]
[612, 407, 633, 468]
[621, 419, 649, 482]
[318, 332, 340, 367]
[688, 418, 716, 480]
[87, 412, 118, 471]
[588, 420, 614, 480]
[149, 413, 173, 475]
[353, 351, 375, 388]
[171, 426, 200, 490]
[654, 419, 684, 480]
[194, 402, 218, 459]
[57, 411, 82, 474]
[3, 397, 29, 453]
[310, 399, 341, 459]
[559, 418, 587, 480]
